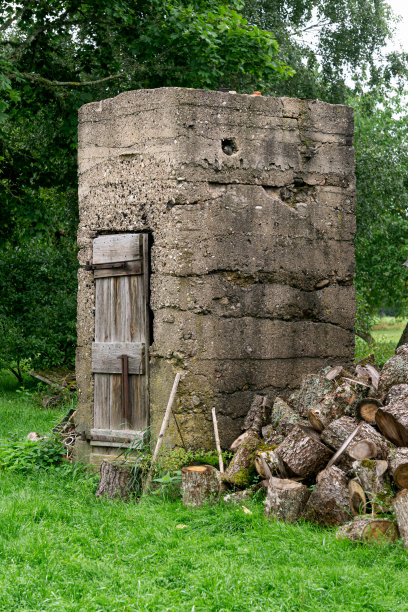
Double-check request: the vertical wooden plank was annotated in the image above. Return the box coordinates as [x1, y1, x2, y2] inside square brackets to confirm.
[94, 374, 111, 429]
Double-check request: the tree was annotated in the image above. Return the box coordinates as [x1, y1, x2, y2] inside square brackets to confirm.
[0, 0, 293, 379]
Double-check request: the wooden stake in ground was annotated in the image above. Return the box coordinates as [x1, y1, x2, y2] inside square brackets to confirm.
[393, 489, 408, 548]
[389, 448, 408, 489]
[337, 518, 398, 544]
[264, 477, 311, 523]
[275, 425, 333, 480]
[95, 461, 134, 500]
[143, 372, 182, 494]
[302, 465, 351, 526]
[181, 465, 221, 507]
[211, 408, 224, 473]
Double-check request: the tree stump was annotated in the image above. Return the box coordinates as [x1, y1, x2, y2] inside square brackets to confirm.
[95, 460, 135, 500]
[337, 518, 398, 543]
[389, 448, 408, 489]
[355, 398, 382, 424]
[393, 489, 408, 548]
[321, 416, 390, 459]
[378, 345, 408, 399]
[224, 431, 261, 487]
[352, 459, 392, 513]
[181, 465, 221, 507]
[264, 477, 311, 523]
[275, 425, 333, 480]
[376, 400, 408, 447]
[302, 465, 351, 526]
[349, 478, 367, 515]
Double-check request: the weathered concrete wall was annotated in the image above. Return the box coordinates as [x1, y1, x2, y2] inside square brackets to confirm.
[76, 87, 356, 449]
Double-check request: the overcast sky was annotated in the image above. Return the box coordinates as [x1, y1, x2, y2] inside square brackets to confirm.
[388, 0, 408, 51]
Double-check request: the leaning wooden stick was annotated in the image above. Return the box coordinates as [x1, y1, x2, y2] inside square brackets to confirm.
[143, 372, 182, 493]
[211, 407, 224, 473]
[324, 422, 363, 471]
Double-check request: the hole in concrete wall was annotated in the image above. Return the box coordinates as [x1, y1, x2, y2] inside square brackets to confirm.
[221, 138, 238, 156]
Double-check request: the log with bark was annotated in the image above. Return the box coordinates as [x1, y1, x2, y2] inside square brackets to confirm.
[388, 448, 408, 489]
[288, 367, 336, 417]
[223, 430, 261, 487]
[321, 416, 391, 460]
[337, 518, 398, 543]
[352, 459, 392, 514]
[355, 398, 382, 424]
[270, 397, 307, 437]
[95, 460, 135, 500]
[230, 430, 251, 451]
[393, 489, 408, 548]
[264, 477, 311, 523]
[275, 425, 333, 480]
[181, 465, 221, 507]
[302, 465, 352, 526]
[376, 399, 408, 447]
[348, 478, 367, 515]
[385, 384, 408, 405]
[243, 394, 270, 434]
[308, 381, 368, 433]
[254, 450, 283, 479]
[377, 344, 408, 399]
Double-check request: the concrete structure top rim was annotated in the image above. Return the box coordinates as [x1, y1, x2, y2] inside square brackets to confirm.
[78, 86, 353, 126]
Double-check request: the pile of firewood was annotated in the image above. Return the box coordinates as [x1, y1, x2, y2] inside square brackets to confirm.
[183, 345, 408, 546]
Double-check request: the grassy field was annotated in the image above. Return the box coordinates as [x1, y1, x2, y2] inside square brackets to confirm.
[355, 316, 406, 367]
[1, 324, 408, 611]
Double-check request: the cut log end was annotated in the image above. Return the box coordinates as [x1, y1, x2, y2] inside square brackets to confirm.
[356, 398, 381, 424]
[337, 519, 398, 544]
[348, 439, 378, 460]
[348, 479, 367, 516]
[181, 464, 221, 507]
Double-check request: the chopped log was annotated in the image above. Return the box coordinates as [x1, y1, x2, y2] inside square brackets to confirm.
[302, 465, 351, 526]
[308, 381, 368, 433]
[275, 425, 333, 480]
[95, 460, 135, 500]
[393, 489, 408, 548]
[254, 450, 282, 479]
[355, 398, 382, 424]
[348, 439, 378, 460]
[181, 465, 221, 507]
[376, 400, 408, 446]
[323, 422, 363, 472]
[349, 479, 367, 515]
[389, 448, 408, 489]
[270, 397, 307, 436]
[288, 367, 335, 417]
[224, 430, 261, 488]
[243, 394, 270, 434]
[261, 424, 284, 447]
[352, 459, 392, 513]
[230, 430, 251, 451]
[325, 365, 347, 381]
[321, 416, 390, 460]
[385, 384, 408, 405]
[223, 488, 252, 505]
[264, 477, 311, 523]
[378, 344, 408, 399]
[337, 518, 398, 543]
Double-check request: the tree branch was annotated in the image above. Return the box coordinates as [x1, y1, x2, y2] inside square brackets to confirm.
[21, 72, 124, 87]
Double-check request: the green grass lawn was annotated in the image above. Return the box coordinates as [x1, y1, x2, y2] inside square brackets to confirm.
[1, 350, 408, 610]
[355, 317, 407, 367]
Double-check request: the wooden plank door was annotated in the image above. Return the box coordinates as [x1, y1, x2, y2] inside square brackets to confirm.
[91, 233, 149, 435]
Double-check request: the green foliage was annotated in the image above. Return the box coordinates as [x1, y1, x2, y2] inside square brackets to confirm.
[0, 435, 66, 472]
[353, 91, 408, 316]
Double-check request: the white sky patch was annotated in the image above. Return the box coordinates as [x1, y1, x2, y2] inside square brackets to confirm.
[387, 0, 408, 52]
